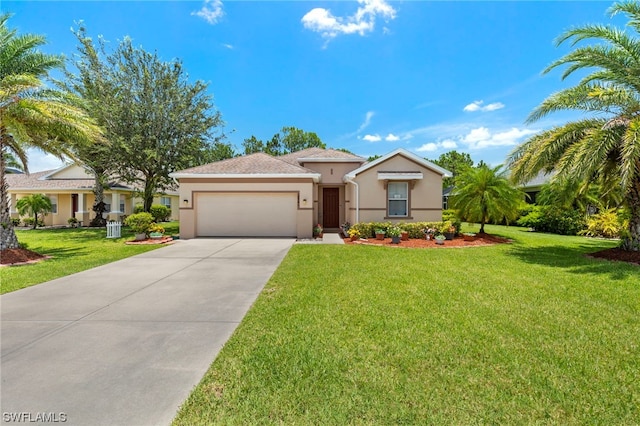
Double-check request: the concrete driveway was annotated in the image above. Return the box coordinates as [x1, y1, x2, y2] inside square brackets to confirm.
[1, 238, 294, 426]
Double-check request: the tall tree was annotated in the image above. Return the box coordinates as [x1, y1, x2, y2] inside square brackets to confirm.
[450, 164, 523, 234]
[241, 127, 325, 156]
[16, 194, 52, 229]
[65, 25, 115, 226]
[0, 14, 100, 250]
[430, 150, 474, 189]
[507, 1, 640, 251]
[71, 30, 224, 211]
[242, 135, 264, 155]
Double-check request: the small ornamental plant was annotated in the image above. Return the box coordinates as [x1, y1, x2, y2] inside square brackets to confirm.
[375, 229, 386, 235]
[435, 234, 446, 241]
[348, 228, 361, 239]
[386, 226, 402, 238]
[313, 223, 323, 236]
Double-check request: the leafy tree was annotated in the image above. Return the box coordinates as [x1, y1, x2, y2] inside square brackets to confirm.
[69, 29, 224, 212]
[0, 15, 101, 249]
[199, 141, 236, 163]
[16, 194, 52, 229]
[450, 164, 523, 234]
[3, 151, 24, 172]
[430, 150, 474, 189]
[241, 127, 325, 156]
[65, 25, 115, 226]
[508, 1, 640, 251]
[537, 178, 623, 213]
[367, 154, 382, 162]
[242, 135, 264, 155]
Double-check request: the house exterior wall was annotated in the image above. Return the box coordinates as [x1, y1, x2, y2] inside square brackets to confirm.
[177, 178, 315, 239]
[301, 162, 363, 185]
[346, 155, 444, 224]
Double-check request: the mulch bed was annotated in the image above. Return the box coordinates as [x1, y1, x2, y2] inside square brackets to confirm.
[344, 233, 511, 248]
[587, 247, 640, 266]
[124, 236, 174, 245]
[0, 248, 48, 266]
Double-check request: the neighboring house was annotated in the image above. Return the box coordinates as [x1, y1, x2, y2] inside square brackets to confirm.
[171, 148, 451, 239]
[6, 163, 179, 226]
[520, 171, 553, 204]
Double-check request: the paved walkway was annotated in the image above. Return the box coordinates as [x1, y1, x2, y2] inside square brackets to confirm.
[1, 238, 294, 426]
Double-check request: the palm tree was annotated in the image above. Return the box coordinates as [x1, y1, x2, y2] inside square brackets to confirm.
[450, 164, 523, 234]
[0, 14, 101, 250]
[16, 194, 52, 229]
[508, 1, 640, 251]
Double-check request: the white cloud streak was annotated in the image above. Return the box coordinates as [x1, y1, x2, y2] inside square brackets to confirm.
[463, 100, 505, 112]
[461, 127, 536, 149]
[362, 134, 382, 142]
[302, 0, 396, 41]
[385, 133, 399, 141]
[192, 0, 225, 25]
[358, 111, 375, 132]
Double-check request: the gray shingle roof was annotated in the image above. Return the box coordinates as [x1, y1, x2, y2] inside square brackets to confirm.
[174, 152, 317, 175]
[280, 148, 365, 164]
[7, 170, 102, 190]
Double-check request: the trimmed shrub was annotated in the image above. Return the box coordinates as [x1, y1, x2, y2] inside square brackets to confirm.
[517, 205, 585, 235]
[133, 204, 145, 214]
[149, 204, 171, 222]
[11, 217, 21, 226]
[351, 221, 451, 239]
[124, 212, 155, 235]
[22, 217, 44, 227]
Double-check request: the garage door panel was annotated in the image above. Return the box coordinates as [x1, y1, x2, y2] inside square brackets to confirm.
[196, 193, 297, 237]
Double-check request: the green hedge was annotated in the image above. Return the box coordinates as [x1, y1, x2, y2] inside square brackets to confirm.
[517, 205, 586, 235]
[351, 221, 454, 239]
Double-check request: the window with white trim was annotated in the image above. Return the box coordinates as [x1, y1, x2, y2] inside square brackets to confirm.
[119, 198, 125, 213]
[388, 182, 408, 217]
[49, 195, 58, 214]
[160, 197, 171, 208]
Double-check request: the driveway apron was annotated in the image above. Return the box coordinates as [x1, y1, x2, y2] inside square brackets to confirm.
[1, 238, 294, 426]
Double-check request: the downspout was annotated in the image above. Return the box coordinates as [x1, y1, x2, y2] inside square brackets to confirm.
[344, 174, 359, 223]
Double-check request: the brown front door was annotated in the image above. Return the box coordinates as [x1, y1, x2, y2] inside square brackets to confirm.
[72, 194, 78, 216]
[322, 188, 340, 228]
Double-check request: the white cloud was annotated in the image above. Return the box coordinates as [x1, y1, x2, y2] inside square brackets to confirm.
[385, 133, 400, 141]
[358, 111, 375, 132]
[461, 127, 536, 149]
[362, 134, 382, 142]
[302, 0, 396, 41]
[440, 139, 458, 149]
[25, 149, 66, 172]
[416, 143, 438, 152]
[192, 0, 224, 25]
[463, 100, 505, 112]
[222, 43, 234, 50]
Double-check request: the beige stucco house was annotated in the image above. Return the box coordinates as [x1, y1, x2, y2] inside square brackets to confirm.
[6, 164, 179, 226]
[171, 148, 451, 239]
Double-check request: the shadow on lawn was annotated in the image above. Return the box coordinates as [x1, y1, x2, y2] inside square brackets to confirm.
[506, 243, 637, 280]
[36, 246, 89, 260]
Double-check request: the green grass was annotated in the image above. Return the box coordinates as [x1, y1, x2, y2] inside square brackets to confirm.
[1, 222, 179, 294]
[174, 225, 639, 425]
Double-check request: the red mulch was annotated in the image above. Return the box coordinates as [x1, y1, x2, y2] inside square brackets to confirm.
[588, 247, 640, 266]
[124, 236, 174, 245]
[0, 248, 47, 266]
[344, 233, 511, 248]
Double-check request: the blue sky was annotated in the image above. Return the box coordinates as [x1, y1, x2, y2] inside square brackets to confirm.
[4, 0, 621, 171]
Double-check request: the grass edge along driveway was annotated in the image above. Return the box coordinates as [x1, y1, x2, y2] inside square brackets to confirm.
[174, 225, 639, 425]
[1, 222, 179, 294]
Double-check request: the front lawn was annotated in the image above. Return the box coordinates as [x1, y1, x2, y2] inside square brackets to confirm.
[174, 225, 639, 425]
[0, 222, 179, 294]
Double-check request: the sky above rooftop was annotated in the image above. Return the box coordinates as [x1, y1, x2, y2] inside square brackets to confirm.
[4, 0, 620, 172]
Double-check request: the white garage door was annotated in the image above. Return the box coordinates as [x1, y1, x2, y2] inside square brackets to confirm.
[196, 192, 298, 237]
